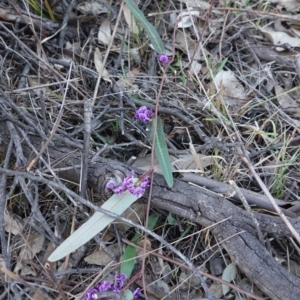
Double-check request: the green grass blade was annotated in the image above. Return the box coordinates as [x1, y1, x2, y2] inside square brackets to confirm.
[151, 117, 174, 187]
[48, 180, 140, 262]
[124, 0, 164, 54]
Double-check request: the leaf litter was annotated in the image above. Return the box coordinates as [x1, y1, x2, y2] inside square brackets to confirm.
[1, 0, 300, 299]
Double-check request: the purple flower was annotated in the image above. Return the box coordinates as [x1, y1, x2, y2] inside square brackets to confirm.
[158, 54, 169, 65]
[128, 176, 149, 197]
[85, 273, 144, 300]
[97, 281, 112, 292]
[114, 273, 127, 289]
[133, 287, 142, 298]
[106, 181, 116, 190]
[128, 186, 144, 197]
[134, 106, 154, 124]
[106, 173, 149, 197]
[85, 288, 98, 300]
[140, 177, 150, 189]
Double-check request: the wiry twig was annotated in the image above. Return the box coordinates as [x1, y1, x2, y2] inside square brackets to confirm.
[26, 62, 72, 171]
[0, 167, 215, 300]
[81, 99, 93, 198]
[0, 137, 13, 270]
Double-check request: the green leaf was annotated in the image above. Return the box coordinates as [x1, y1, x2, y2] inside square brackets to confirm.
[148, 213, 160, 230]
[150, 117, 173, 187]
[123, 289, 134, 300]
[120, 245, 136, 278]
[167, 212, 177, 225]
[124, 0, 165, 54]
[48, 179, 141, 262]
[120, 214, 160, 278]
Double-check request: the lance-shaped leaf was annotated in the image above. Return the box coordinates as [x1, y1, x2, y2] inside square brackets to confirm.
[121, 213, 159, 278]
[150, 117, 174, 187]
[124, 0, 164, 54]
[48, 179, 140, 262]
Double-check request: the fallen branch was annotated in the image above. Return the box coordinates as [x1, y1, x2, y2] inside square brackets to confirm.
[1, 120, 300, 300]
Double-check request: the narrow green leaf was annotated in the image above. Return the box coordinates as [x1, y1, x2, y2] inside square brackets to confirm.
[150, 117, 174, 187]
[167, 212, 177, 225]
[120, 245, 136, 278]
[48, 180, 140, 262]
[120, 214, 159, 278]
[124, 0, 165, 54]
[148, 213, 160, 230]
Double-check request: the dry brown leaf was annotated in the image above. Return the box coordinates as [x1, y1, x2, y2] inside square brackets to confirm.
[190, 60, 202, 75]
[14, 233, 45, 276]
[260, 27, 300, 51]
[65, 41, 81, 52]
[214, 69, 247, 108]
[177, 10, 200, 28]
[136, 238, 152, 259]
[123, 5, 139, 34]
[4, 211, 23, 235]
[133, 153, 213, 174]
[97, 20, 112, 45]
[178, 0, 211, 9]
[269, 0, 300, 12]
[94, 47, 111, 83]
[173, 153, 213, 171]
[115, 66, 140, 89]
[175, 31, 202, 60]
[76, 1, 109, 14]
[84, 244, 120, 265]
[116, 202, 146, 232]
[133, 154, 176, 173]
[275, 85, 300, 118]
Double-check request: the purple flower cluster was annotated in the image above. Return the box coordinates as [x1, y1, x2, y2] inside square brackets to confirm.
[85, 273, 142, 300]
[158, 54, 169, 65]
[106, 172, 150, 197]
[134, 106, 154, 124]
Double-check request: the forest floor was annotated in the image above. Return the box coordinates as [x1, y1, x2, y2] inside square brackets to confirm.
[1, 0, 300, 299]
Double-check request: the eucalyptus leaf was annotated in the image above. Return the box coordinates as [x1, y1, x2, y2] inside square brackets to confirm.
[150, 117, 174, 187]
[222, 262, 237, 295]
[124, 0, 165, 54]
[48, 179, 140, 262]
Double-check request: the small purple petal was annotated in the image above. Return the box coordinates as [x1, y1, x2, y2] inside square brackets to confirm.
[85, 288, 98, 300]
[158, 54, 169, 64]
[106, 181, 116, 190]
[111, 285, 121, 294]
[123, 176, 133, 188]
[129, 186, 145, 197]
[133, 287, 142, 298]
[97, 281, 112, 292]
[135, 106, 154, 124]
[113, 185, 126, 195]
[114, 273, 127, 289]
[140, 176, 150, 189]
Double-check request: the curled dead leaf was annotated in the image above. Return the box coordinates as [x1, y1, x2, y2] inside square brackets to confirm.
[94, 48, 111, 83]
